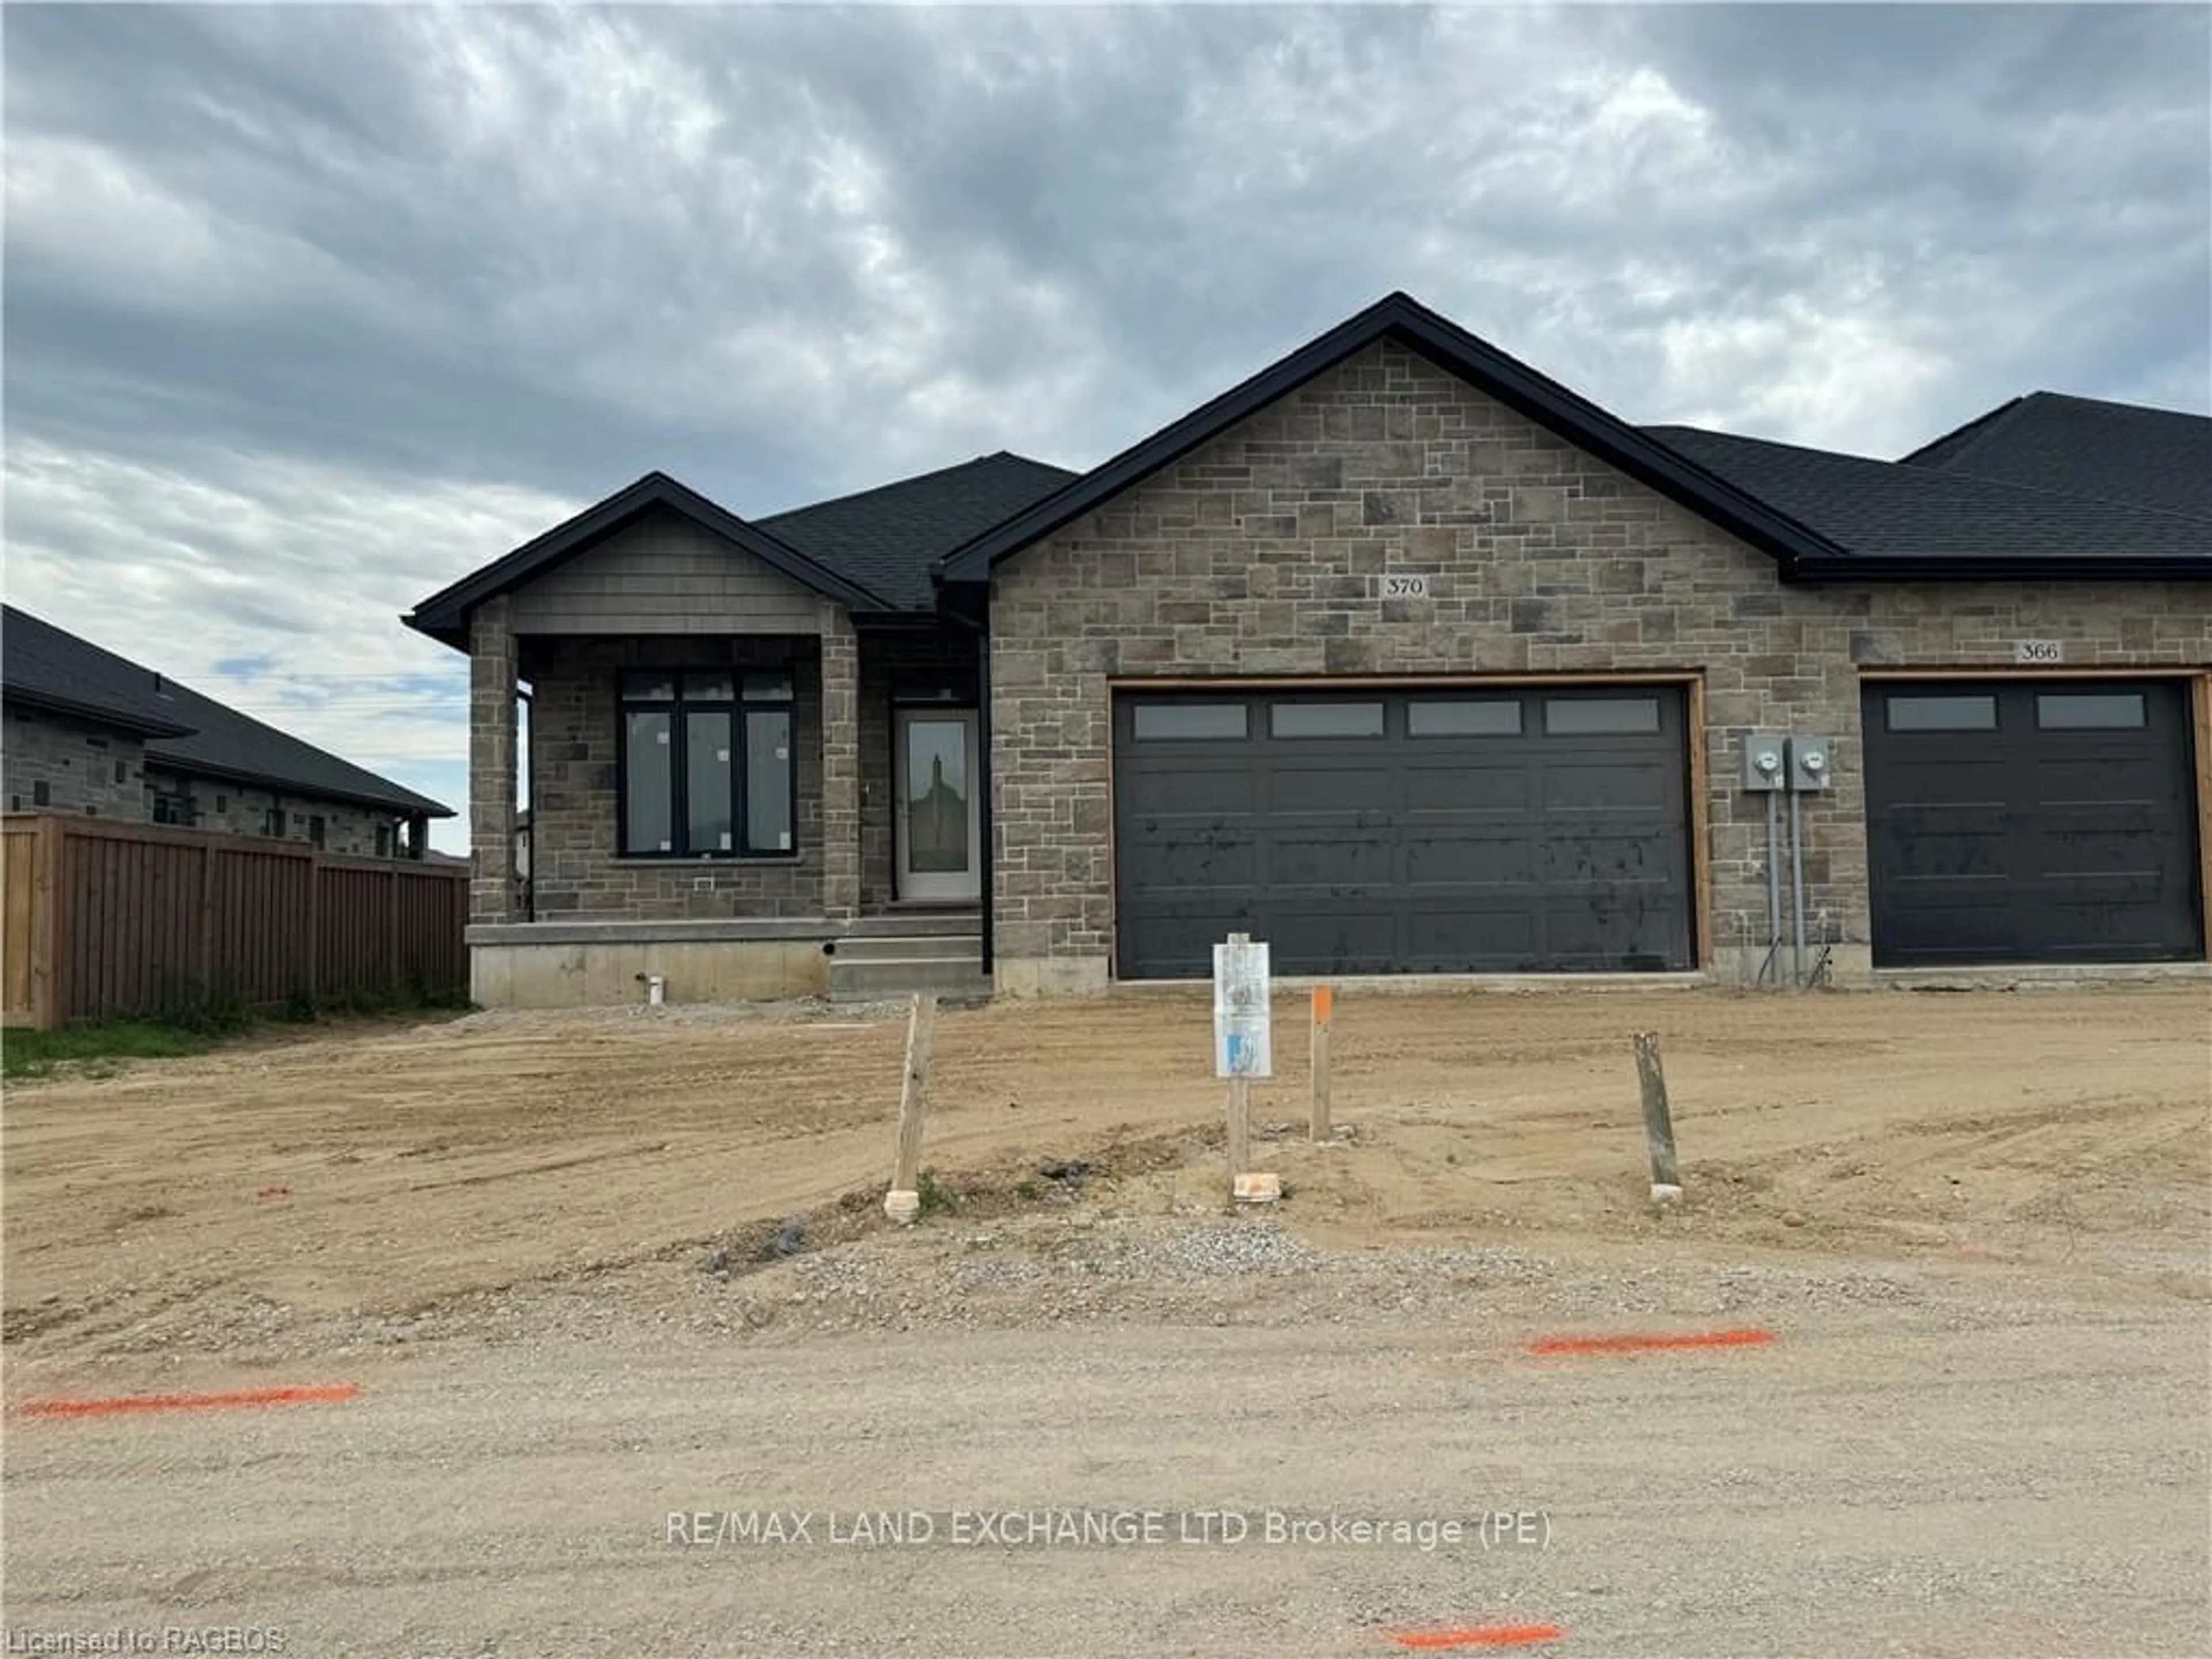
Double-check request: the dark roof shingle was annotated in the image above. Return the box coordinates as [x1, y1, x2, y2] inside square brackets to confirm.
[2, 605, 452, 817]
[1900, 392, 2212, 521]
[1644, 425, 2212, 566]
[757, 451, 1077, 609]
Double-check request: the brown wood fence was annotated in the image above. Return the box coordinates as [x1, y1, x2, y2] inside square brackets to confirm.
[1, 813, 469, 1029]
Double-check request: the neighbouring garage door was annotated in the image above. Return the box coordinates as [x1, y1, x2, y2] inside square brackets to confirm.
[1112, 687, 1695, 979]
[1862, 679, 2205, 967]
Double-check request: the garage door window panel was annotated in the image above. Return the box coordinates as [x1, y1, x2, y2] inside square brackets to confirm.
[2036, 693, 2147, 730]
[1887, 695, 1997, 732]
[1270, 701, 1386, 738]
[1132, 703, 1248, 741]
[1408, 700, 1521, 737]
[1544, 697, 1660, 736]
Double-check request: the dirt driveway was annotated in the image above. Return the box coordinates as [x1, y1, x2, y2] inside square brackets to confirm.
[3, 984, 2209, 1363]
[3, 985, 2209, 1655]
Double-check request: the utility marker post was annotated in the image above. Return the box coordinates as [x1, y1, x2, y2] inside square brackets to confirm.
[1309, 985, 1334, 1143]
[1632, 1031, 1682, 1204]
[1213, 933, 1274, 1200]
[884, 992, 938, 1225]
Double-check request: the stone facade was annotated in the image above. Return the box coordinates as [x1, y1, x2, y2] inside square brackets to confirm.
[987, 341, 2212, 994]
[141, 767, 403, 857]
[3, 706, 149, 817]
[517, 633, 828, 921]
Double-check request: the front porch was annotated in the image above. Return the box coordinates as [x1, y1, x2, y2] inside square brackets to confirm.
[466, 604, 994, 1007]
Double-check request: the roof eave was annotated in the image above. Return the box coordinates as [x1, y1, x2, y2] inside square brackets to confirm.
[140, 749, 454, 817]
[1, 684, 196, 739]
[1785, 555, 2212, 585]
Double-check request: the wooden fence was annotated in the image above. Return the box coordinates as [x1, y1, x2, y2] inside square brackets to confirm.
[1, 813, 469, 1029]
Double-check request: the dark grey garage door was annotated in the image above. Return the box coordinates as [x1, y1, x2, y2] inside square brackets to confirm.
[1112, 687, 1694, 979]
[1863, 680, 2205, 967]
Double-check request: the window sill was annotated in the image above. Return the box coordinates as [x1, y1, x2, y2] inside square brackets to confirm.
[613, 854, 805, 866]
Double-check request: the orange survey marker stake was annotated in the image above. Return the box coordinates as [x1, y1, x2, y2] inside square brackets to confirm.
[1391, 1624, 1566, 1650]
[1526, 1327, 1774, 1358]
[1310, 984, 1334, 1142]
[16, 1384, 361, 1419]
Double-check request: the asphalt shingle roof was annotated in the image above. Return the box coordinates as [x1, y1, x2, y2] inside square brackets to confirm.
[2, 605, 452, 817]
[757, 451, 1078, 609]
[1643, 426, 2212, 565]
[1902, 392, 2212, 521]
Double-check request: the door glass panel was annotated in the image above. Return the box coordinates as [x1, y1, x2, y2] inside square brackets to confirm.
[904, 718, 969, 874]
[2036, 692, 2146, 730]
[1888, 694, 1996, 732]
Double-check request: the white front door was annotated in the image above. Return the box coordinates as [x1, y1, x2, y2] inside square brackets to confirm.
[895, 708, 982, 903]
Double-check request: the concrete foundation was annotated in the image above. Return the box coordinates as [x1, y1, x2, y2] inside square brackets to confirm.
[468, 919, 833, 1008]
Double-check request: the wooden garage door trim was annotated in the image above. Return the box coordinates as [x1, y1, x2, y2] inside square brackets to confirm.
[1861, 667, 2212, 956]
[1104, 673, 1709, 978]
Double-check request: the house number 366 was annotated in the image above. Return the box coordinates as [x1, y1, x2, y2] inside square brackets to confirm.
[2014, 639, 2063, 665]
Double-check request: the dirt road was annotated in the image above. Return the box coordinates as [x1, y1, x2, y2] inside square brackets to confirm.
[3, 1267, 2207, 1657]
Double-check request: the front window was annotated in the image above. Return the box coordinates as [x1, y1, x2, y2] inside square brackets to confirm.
[151, 792, 195, 826]
[620, 669, 795, 857]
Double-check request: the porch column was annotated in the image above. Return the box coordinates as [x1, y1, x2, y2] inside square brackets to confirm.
[469, 596, 519, 925]
[819, 607, 861, 919]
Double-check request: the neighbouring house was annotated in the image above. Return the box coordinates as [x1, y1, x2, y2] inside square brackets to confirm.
[2, 605, 452, 857]
[406, 292, 2212, 1009]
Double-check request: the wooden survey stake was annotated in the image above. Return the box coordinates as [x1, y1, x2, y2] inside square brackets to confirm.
[884, 993, 937, 1224]
[1309, 985, 1334, 1143]
[1632, 1031, 1682, 1202]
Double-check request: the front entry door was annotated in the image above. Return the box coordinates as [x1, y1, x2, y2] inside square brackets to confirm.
[895, 709, 982, 903]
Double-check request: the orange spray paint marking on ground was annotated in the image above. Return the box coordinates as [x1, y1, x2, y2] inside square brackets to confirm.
[16, 1384, 359, 1419]
[1527, 1327, 1774, 1357]
[1391, 1624, 1566, 1650]
[257, 1185, 291, 1200]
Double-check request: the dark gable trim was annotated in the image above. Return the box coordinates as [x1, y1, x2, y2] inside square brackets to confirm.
[1787, 554, 2212, 584]
[405, 471, 890, 650]
[934, 290, 1851, 585]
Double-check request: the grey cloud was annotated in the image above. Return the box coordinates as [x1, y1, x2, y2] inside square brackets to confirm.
[3, 4, 2205, 850]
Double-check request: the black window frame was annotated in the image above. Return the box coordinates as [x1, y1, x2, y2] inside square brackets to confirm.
[617, 668, 798, 859]
[151, 791, 195, 827]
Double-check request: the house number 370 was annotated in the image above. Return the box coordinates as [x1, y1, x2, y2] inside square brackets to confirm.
[1378, 574, 1431, 600]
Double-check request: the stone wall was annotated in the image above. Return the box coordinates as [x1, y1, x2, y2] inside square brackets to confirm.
[519, 634, 827, 920]
[3, 706, 149, 817]
[987, 340, 2212, 993]
[141, 767, 402, 857]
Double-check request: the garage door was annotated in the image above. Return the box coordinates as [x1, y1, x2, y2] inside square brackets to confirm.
[1862, 679, 2205, 967]
[1112, 687, 1695, 979]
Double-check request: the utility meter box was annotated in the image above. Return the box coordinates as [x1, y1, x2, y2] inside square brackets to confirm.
[1743, 733, 1787, 793]
[1788, 736, 1835, 791]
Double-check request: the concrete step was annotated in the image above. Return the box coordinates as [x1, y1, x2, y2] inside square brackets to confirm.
[846, 910, 982, 940]
[832, 933, 982, 964]
[829, 956, 994, 1002]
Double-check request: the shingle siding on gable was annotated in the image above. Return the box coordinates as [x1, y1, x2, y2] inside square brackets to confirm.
[987, 342, 2212, 993]
[506, 509, 830, 635]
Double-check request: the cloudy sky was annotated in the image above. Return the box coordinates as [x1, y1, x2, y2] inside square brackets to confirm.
[5, 2, 2207, 850]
